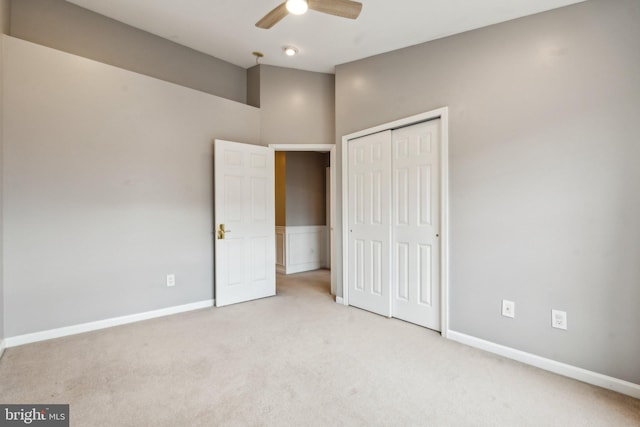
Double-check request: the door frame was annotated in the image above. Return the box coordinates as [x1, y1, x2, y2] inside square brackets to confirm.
[269, 144, 337, 295]
[341, 107, 450, 337]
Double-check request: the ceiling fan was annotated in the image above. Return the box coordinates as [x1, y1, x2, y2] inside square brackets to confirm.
[256, 0, 363, 29]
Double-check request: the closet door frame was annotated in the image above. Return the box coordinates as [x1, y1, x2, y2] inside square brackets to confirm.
[341, 107, 450, 337]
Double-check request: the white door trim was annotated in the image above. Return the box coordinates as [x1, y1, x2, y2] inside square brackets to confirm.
[341, 107, 450, 337]
[269, 144, 337, 295]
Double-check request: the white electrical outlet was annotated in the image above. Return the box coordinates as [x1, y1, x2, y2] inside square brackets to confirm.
[166, 274, 176, 287]
[552, 310, 567, 330]
[502, 300, 515, 318]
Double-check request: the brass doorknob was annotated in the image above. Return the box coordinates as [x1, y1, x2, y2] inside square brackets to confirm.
[217, 224, 231, 239]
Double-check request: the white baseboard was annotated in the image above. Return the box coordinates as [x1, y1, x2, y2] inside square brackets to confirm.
[5, 299, 214, 348]
[336, 296, 344, 305]
[447, 330, 640, 399]
[0, 339, 5, 359]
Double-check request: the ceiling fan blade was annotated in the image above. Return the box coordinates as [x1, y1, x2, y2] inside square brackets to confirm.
[256, 2, 289, 29]
[308, 0, 362, 19]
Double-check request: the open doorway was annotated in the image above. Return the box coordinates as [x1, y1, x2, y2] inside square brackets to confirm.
[269, 144, 336, 296]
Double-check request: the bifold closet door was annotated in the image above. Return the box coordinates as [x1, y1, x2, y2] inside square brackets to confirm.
[391, 120, 441, 330]
[347, 130, 392, 317]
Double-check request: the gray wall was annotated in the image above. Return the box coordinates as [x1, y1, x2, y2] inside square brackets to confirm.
[335, 0, 640, 384]
[10, 0, 246, 103]
[258, 65, 334, 146]
[0, 0, 9, 346]
[246, 65, 261, 108]
[3, 36, 260, 336]
[253, 64, 335, 228]
[285, 152, 328, 226]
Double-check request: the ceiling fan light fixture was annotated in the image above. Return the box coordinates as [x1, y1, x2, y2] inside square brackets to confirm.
[284, 46, 299, 56]
[286, 0, 308, 15]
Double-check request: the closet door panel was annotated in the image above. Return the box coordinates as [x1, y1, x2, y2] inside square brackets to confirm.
[347, 131, 392, 317]
[391, 120, 441, 330]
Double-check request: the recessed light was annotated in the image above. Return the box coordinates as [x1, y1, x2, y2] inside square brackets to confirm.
[284, 46, 298, 56]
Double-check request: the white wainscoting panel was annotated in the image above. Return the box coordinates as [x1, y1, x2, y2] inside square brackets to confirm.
[275, 226, 286, 274]
[276, 226, 328, 274]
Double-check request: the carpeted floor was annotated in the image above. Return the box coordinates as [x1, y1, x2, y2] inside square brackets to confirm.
[1, 269, 639, 426]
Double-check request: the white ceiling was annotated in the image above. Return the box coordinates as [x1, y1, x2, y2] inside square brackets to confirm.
[65, 0, 586, 74]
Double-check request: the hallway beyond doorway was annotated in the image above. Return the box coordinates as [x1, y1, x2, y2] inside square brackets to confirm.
[276, 269, 331, 301]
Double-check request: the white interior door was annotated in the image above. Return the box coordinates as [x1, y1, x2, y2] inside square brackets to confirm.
[347, 131, 392, 317]
[391, 120, 441, 330]
[214, 139, 275, 307]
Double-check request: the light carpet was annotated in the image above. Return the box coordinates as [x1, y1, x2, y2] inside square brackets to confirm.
[1, 270, 638, 426]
